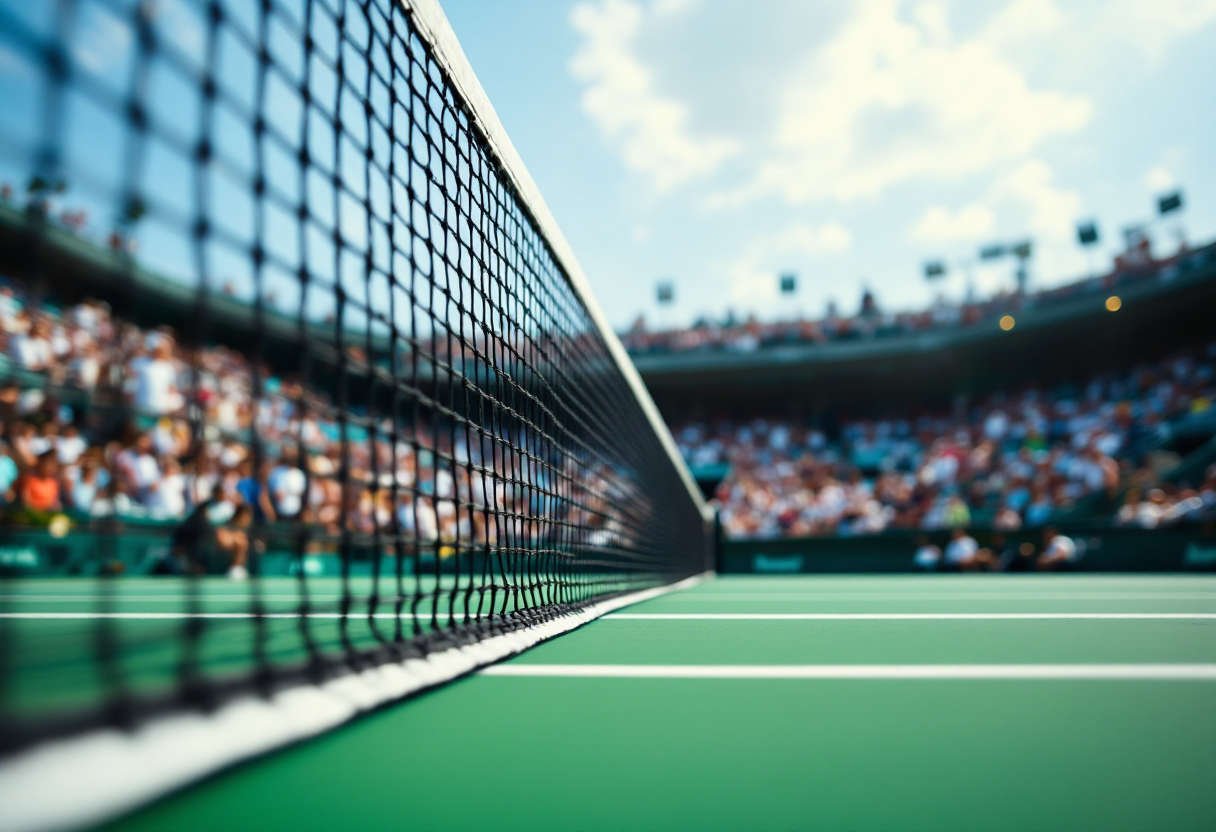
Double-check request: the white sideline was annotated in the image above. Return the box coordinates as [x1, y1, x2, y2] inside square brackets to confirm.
[0, 612, 583, 620]
[0, 575, 707, 832]
[607, 613, 1216, 621]
[7, 612, 1214, 622]
[480, 663, 1216, 681]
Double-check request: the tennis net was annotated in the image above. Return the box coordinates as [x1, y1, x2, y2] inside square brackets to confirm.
[0, 0, 710, 826]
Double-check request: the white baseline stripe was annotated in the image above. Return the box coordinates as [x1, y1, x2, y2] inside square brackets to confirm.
[7, 612, 1213, 622]
[669, 593, 1216, 600]
[607, 613, 1216, 621]
[481, 663, 1216, 681]
[1, 612, 513, 620]
[0, 574, 708, 832]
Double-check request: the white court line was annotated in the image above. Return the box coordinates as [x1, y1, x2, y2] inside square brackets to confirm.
[668, 593, 1216, 601]
[481, 663, 1216, 680]
[0, 595, 353, 602]
[607, 613, 1216, 621]
[0, 612, 508, 620]
[7, 612, 1215, 621]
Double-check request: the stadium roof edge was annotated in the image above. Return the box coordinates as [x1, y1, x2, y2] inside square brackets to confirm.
[632, 251, 1216, 402]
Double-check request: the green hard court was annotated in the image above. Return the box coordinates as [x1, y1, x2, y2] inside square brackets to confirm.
[79, 574, 1216, 832]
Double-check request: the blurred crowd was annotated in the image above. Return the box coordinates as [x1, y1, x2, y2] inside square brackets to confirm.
[0, 274, 622, 559]
[675, 346, 1216, 539]
[622, 244, 1213, 356]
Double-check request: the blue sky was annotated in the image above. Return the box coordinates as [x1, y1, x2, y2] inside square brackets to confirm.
[442, 0, 1216, 329]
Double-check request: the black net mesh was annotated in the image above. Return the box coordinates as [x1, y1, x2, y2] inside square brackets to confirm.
[0, 0, 706, 756]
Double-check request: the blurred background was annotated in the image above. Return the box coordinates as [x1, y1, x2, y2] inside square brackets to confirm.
[442, 0, 1216, 571]
[2, 0, 1214, 575]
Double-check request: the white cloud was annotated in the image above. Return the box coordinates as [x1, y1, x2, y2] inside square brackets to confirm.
[1145, 166, 1178, 193]
[722, 222, 852, 307]
[569, 0, 736, 192]
[992, 159, 1080, 240]
[908, 159, 1079, 246]
[735, 0, 1093, 205]
[980, 0, 1064, 51]
[909, 204, 995, 242]
[912, 0, 952, 45]
[775, 221, 853, 256]
[1100, 0, 1216, 61]
[652, 0, 695, 14]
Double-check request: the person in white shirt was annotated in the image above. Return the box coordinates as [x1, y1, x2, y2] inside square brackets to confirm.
[268, 446, 308, 520]
[9, 317, 53, 371]
[943, 528, 978, 569]
[1037, 527, 1079, 570]
[118, 433, 161, 499]
[913, 535, 941, 570]
[146, 458, 188, 519]
[55, 424, 88, 465]
[71, 342, 103, 389]
[132, 341, 182, 415]
[0, 285, 22, 330]
[943, 527, 997, 571]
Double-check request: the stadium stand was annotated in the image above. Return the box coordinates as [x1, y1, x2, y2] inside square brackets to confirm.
[631, 240, 1216, 415]
[673, 344, 1216, 540]
[624, 237, 1216, 572]
[0, 195, 651, 578]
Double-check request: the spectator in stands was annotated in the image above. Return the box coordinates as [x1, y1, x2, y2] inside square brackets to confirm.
[1037, 527, 1079, 570]
[8, 315, 53, 372]
[912, 535, 941, 570]
[269, 445, 307, 521]
[145, 457, 188, 519]
[235, 458, 277, 523]
[116, 433, 160, 502]
[55, 423, 87, 466]
[14, 449, 62, 523]
[993, 503, 1023, 530]
[130, 338, 182, 416]
[64, 453, 104, 514]
[0, 439, 18, 505]
[942, 527, 996, 571]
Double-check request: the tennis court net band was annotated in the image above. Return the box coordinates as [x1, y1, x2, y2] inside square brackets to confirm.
[0, 0, 711, 826]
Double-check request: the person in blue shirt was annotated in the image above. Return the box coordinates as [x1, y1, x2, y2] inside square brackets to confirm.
[235, 458, 276, 523]
[0, 439, 19, 504]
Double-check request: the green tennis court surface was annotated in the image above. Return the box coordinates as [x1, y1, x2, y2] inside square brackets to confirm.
[1, 576, 563, 718]
[67, 574, 1216, 831]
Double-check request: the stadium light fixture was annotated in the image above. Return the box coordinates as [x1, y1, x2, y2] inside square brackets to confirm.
[923, 260, 946, 280]
[1157, 191, 1183, 215]
[1155, 189, 1187, 254]
[780, 273, 797, 294]
[1106, 296, 1122, 312]
[999, 315, 1015, 331]
[656, 282, 674, 304]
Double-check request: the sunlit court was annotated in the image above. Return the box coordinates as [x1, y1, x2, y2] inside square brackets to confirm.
[1, 0, 1214, 830]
